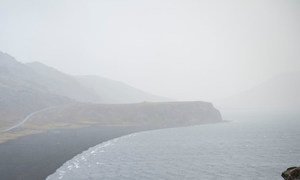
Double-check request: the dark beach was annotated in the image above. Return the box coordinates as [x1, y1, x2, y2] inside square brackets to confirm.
[0, 125, 149, 180]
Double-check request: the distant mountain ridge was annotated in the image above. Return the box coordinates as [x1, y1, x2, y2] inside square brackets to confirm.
[26, 61, 169, 104]
[0, 51, 168, 128]
[217, 71, 300, 112]
[26, 61, 102, 103]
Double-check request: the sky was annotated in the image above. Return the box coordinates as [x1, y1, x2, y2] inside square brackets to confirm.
[0, 0, 299, 101]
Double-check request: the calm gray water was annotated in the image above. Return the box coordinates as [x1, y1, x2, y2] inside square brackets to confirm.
[47, 114, 300, 180]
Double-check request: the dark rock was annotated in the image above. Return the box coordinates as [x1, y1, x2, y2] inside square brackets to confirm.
[282, 167, 300, 180]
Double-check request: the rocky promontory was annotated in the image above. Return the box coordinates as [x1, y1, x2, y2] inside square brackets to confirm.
[282, 167, 300, 180]
[27, 101, 223, 128]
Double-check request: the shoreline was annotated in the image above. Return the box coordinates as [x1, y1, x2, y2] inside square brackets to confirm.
[0, 121, 224, 180]
[0, 125, 151, 180]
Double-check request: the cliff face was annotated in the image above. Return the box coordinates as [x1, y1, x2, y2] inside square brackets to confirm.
[27, 101, 223, 128]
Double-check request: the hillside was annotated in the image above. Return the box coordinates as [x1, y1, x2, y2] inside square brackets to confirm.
[0, 52, 71, 129]
[76, 75, 169, 104]
[0, 51, 168, 129]
[26, 60, 169, 104]
[0, 51, 223, 144]
[26, 62, 101, 103]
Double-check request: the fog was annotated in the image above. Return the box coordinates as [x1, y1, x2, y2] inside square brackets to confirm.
[1, 1, 300, 179]
[0, 0, 299, 101]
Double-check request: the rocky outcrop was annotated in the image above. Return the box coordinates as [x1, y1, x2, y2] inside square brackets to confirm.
[282, 167, 300, 180]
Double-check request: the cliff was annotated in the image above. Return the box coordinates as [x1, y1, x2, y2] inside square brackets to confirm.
[27, 101, 223, 128]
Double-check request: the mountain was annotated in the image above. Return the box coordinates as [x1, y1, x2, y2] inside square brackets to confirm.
[0, 52, 71, 129]
[0, 51, 168, 129]
[26, 62, 102, 103]
[26, 62, 169, 103]
[0, 51, 223, 143]
[217, 71, 300, 112]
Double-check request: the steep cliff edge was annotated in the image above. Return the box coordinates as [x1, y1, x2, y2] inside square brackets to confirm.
[27, 101, 223, 129]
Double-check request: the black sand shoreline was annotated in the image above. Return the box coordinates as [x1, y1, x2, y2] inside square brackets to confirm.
[0, 125, 151, 180]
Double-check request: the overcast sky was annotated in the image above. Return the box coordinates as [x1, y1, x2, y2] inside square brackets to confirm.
[0, 0, 299, 101]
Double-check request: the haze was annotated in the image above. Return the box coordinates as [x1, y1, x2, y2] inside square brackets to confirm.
[0, 0, 299, 101]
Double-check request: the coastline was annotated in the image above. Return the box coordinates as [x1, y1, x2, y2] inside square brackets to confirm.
[0, 125, 150, 180]
[0, 121, 225, 180]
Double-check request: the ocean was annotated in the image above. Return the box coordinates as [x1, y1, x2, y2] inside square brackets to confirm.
[47, 113, 300, 180]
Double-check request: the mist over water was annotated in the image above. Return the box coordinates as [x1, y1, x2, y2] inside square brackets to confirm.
[1, 0, 300, 179]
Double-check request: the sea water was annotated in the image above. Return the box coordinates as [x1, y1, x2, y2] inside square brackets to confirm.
[47, 114, 300, 180]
